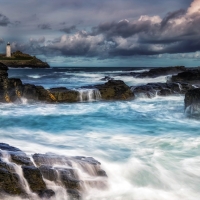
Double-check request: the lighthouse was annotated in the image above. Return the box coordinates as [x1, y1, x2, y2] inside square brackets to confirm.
[6, 42, 11, 57]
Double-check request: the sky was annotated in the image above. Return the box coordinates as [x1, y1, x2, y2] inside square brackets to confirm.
[0, 0, 200, 67]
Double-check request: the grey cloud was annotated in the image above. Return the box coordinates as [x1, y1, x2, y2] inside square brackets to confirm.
[0, 13, 10, 26]
[60, 25, 77, 33]
[38, 23, 51, 30]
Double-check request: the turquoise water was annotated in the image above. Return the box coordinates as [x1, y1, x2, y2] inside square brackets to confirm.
[1, 68, 200, 200]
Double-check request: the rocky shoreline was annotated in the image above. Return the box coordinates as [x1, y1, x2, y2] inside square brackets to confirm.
[1, 62, 200, 115]
[0, 143, 107, 199]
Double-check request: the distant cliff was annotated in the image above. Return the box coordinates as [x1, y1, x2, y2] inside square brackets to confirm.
[0, 51, 50, 68]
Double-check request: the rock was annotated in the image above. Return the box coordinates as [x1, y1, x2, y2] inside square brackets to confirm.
[67, 189, 81, 200]
[37, 189, 55, 198]
[132, 82, 194, 98]
[0, 168, 25, 195]
[95, 80, 134, 100]
[100, 76, 114, 81]
[171, 69, 200, 84]
[0, 143, 107, 199]
[49, 87, 79, 102]
[0, 143, 22, 152]
[185, 88, 200, 115]
[129, 66, 186, 78]
[22, 166, 47, 192]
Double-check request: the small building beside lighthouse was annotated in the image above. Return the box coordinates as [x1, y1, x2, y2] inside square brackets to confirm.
[6, 42, 11, 57]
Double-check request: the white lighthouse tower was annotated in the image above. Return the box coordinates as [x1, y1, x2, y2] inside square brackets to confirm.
[6, 42, 11, 57]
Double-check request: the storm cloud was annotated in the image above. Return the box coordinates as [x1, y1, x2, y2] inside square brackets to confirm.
[0, 13, 10, 26]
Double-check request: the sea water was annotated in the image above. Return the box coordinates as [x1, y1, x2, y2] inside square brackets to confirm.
[1, 67, 200, 200]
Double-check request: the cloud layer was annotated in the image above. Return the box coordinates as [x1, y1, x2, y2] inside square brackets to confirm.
[0, 0, 200, 66]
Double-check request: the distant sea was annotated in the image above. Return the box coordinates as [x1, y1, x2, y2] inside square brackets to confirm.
[1, 67, 200, 200]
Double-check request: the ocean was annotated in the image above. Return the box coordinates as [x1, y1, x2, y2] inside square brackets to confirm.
[1, 67, 200, 200]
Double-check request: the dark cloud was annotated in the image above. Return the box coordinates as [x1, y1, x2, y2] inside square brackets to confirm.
[60, 25, 77, 33]
[0, 13, 10, 26]
[38, 23, 51, 30]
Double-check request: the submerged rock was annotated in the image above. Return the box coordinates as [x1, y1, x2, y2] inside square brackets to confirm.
[185, 88, 200, 115]
[0, 144, 107, 199]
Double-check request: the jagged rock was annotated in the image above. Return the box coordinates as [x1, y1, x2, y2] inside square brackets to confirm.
[95, 80, 134, 100]
[185, 88, 200, 115]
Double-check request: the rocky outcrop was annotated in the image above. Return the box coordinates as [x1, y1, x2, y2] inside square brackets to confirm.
[184, 88, 200, 115]
[95, 80, 134, 100]
[124, 66, 186, 78]
[0, 51, 50, 68]
[171, 69, 200, 84]
[0, 143, 107, 199]
[0, 63, 80, 103]
[132, 82, 194, 98]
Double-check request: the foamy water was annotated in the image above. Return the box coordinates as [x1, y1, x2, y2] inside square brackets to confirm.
[1, 67, 200, 199]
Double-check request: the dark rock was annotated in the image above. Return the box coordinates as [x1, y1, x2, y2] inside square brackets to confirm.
[50, 87, 79, 102]
[130, 66, 186, 78]
[59, 168, 80, 190]
[95, 80, 134, 100]
[10, 152, 33, 166]
[0, 168, 25, 195]
[132, 82, 194, 98]
[0, 143, 22, 152]
[100, 76, 114, 81]
[0, 144, 107, 199]
[22, 166, 46, 192]
[39, 165, 58, 182]
[185, 88, 200, 115]
[67, 189, 81, 200]
[37, 189, 55, 198]
[97, 169, 107, 177]
[171, 69, 200, 84]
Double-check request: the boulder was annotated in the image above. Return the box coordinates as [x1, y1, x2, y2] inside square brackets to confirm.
[95, 80, 134, 100]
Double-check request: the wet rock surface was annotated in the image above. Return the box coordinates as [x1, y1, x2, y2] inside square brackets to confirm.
[132, 82, 195, 98]
[171, 68, 200, 84]
[0, 143, 107, 199]
[95, 80, 134, 100]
